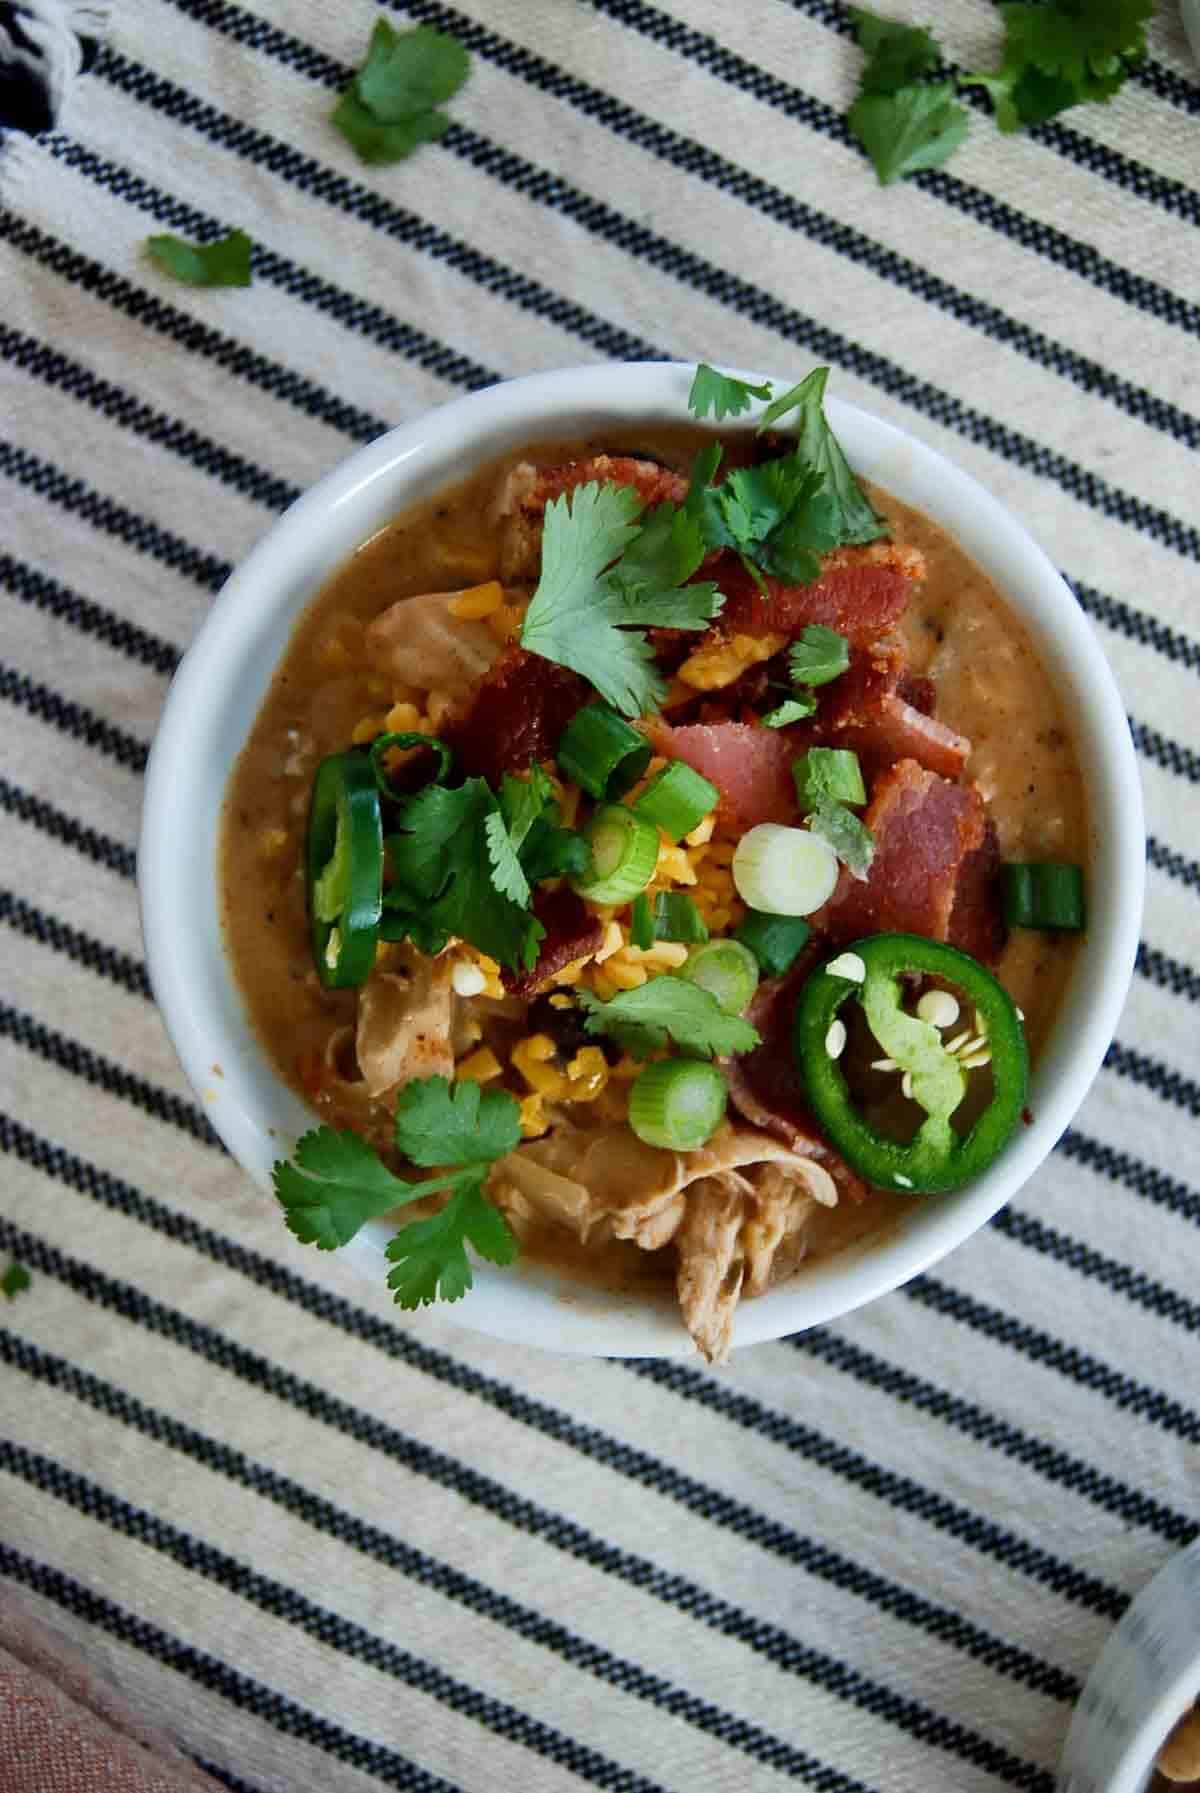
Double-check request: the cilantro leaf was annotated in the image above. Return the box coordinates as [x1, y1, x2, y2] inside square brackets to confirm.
[688, 364, 774, 421]
[394, 1074, 522, 1167]
[519, 817, 590, 883]
[809, 800, 876, 881]
[789, 625, 850, 687]
[386, 779, 542, 968]
[578, 975, 761, 1059]
[386, 1181, 518, 1308]
[613, 500, 708, 593]
[1, 1261, 31, 1300]
[273, 1126, 438, 1249]
[848, 82, 969, 186]
[761, 695, 818, 728]
[498, 764, 555, 853]
[963, 1, 1149, 132]
[333, 19, 470, 165]
[758, 368, 888, 547]
[520, 483, 722, 717]
[146, 230, 252, 288]
[851, 9, 941, 95]
[484, 809, 531, 905]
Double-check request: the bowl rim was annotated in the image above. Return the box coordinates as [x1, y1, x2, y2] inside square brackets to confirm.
[139, 359, 1144, 1358]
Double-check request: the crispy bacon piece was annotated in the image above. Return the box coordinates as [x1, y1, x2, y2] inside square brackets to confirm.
[440, 645, 587, 780]
[818, 759, 987, 944]
[642, 715, 804, 830]
[502, 886, 604, 998]
[497, 456, 689, 581]
[947, 820, 1007, 964]
[723, 956, 867, 1202]
[816, 642, 969, 780]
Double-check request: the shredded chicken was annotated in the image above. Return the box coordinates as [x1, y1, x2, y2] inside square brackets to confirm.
[365, 590, 501, 703]
[490, 1119, 837, 1360]
[355, 945, 455, 1097]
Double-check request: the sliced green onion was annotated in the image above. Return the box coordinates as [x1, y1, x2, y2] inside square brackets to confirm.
[556, 703, 651, 800]
[1002, 862, 1086, 931]
[633, 761, 719, 841]
[788, 625, 850, 687]
[571, 804, 660, 905]
[629, 891, 655, 950]
[654, 892, 709, 945]
[793, 746, 866, 810]
[628, 1058, 728, 1151]
[370, 731, 453, 800]
[809, 800, 875, 880]
[680, 939, 760, 1016]
[732, 822, 840, 916]
[734, 910, 810, 977]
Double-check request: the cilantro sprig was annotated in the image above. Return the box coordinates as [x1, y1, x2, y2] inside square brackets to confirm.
[146, 230, 253, 287]
[1, 1261, 31, 1300]
[333, 20, 470, 164]
[578, 976, 761, 1059]
[519, 482, 722, 719]
[273, 1077, 520, 1308]
[687, 365, 774, 421]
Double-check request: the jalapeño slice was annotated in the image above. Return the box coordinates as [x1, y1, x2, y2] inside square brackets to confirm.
[793, 933, 1028, 1194]
[306, 752, 384, 988]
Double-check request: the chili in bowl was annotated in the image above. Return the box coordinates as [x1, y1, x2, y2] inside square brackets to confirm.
[138, 361, 1143, 1359]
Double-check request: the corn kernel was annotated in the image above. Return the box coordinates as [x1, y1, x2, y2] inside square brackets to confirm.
[566, 1046, 609, 1101]
[610, 1054, 642, 1080]
[620, 940, 689, 969]
[456, 1046, 502, 1083]
[526, 1034, 557, 1063]
[685, 814, 716, 847]
[677, 631, 785, 691]
[351, 714, 386, 745]
[605, 959, 648, 991]
[512, 1036, 568, 1098]
[594, 920, 625, 963]
[552, 957, 588, 986]
[385, 701, 422, 733]
[705, 840, 736, 865]
[519, 1092, 549, 1137]
[448, 580, 504, 620]
[548, 992, 573, 1009]
[656, 843, 697, 885]
[590, 970, 618, 1002]
[487, 601, 526, 642]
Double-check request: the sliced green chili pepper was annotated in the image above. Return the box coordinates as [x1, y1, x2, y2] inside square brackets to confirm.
[369, 730, 453, 801]
[793, 932, 1028, 1194]
[306, 752, 384, 988]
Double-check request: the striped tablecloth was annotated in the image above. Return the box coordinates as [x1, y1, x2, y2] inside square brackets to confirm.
[2, 4, 1197, 1790]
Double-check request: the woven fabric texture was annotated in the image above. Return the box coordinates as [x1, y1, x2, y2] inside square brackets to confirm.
[1, 3, 1197, 1790]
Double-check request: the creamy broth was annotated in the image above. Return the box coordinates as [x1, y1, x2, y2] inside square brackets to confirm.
[222, 429, 1087, 1294]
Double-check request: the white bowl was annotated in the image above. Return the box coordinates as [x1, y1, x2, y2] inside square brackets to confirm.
[139, 362, 1143, 1357]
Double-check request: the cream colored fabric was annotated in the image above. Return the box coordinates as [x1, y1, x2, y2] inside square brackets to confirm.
[1, 4, 1198, 1790]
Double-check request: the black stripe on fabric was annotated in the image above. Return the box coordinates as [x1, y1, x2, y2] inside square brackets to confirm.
[1129, 54, 1200, 114]
[192, 1761, 265, 1793]
[1148, 835, 1200, 898]
[0, 892, 150, 1001]
[90, 42, 1200, 567]
[0, 661, 149, 773]
[1059, 1129, 1200, 1228]
[0, 437, 231, 594]
[790, 1328, 1196, 1543]
[0, 1004, 219, 1147]
[1105, 1040, 1200, 1120]
[905, 1277, 1200, 1438]
[0, 776, 135, 881]
[993, 1205, 1200, 1329]
[1137, 941, 1200, 1005]
[0, 1331, 882, 1793]
[1073, 580, 1200, 679]
[1131, 719, 1200, 785]
[0, 1213, 1059, 1790]
[621, 1359, 1125, 1618]
[0, 212, 392, 444]
[175, 0, 1200, 463]
[577, 0, 1200, 339]
[0, 1543, 463, 1793]
[0, 1442, 683, 1793]
[0, 552, 180, 676]
[1, 327, 302, 513]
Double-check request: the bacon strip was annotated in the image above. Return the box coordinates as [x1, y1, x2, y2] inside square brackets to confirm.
[497, 456, 689, 581]
[642, 716, 803, 830]
[818, 759, 987, 944]
[441, 644, 588, 780]
[502, 886, 604, 998]
[681, 541, 921, 654]
[947, 820, 1007, 964]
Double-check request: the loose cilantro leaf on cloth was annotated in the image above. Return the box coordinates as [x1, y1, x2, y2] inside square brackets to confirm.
[851, 9, 941, 94]
[963, 0, 1150, 132]
[1, 1262, 31, 1300]
[519, 482, 722, 718]
[146, 230, 252, 287]
[809, 800, 876, 881]
[578, 976, 761, 1059]
[385, 778, 542, 969]
[687, 364, 774, 421]
[394, 1074, 521, 1167]
[333, 19, 470, 164]
[273, 1078, 521, 1308]
[759, 369, 888, 547]
[849, 80, 969, 184]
